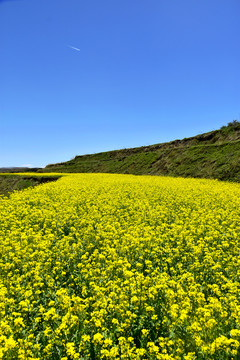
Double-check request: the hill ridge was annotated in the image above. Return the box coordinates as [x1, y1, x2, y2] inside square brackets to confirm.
[42, 121, 240, 182]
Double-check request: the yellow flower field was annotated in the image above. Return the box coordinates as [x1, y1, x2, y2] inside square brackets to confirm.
[0, 173, 240, 360]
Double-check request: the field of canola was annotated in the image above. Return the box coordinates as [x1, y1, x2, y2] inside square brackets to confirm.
[1, 173, 240, 360]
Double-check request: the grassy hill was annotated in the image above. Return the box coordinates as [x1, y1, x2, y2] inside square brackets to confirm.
[42, 121, 240, 182]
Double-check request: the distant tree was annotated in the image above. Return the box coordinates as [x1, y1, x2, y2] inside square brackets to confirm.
[228, 119, 240, 127]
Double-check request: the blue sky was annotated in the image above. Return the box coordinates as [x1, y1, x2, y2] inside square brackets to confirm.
[1, 0, 239, 168]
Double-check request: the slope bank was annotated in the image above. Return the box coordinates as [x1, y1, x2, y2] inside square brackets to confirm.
[42, 121, 240, 182]
[0, 175, 61, 196]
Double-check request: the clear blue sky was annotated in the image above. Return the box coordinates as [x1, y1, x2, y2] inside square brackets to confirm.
[1, 0, 239, 168]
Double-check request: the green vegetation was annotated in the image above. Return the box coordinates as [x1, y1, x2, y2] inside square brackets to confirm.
[42, 121, 240, 182]
[0, 167, 41, 173]
[0, 175, 61, 196]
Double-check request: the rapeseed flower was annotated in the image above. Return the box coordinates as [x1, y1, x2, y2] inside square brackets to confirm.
[0, 173, 240, 358]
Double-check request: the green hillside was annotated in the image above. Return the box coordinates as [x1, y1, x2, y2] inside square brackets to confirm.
[42, 121, 240, 182]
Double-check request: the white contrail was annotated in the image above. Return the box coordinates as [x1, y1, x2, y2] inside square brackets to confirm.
[68, 45, 81, 51]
